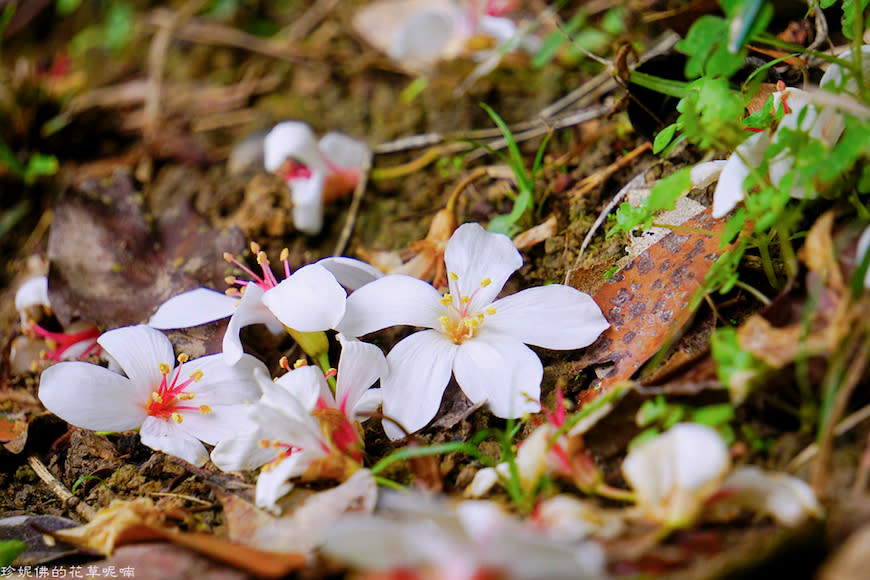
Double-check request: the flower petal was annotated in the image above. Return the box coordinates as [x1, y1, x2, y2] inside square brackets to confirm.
[222, 285, 276, 365]
[147, 288, 237, 329]
[318, 132, 371, 168]
[336, 335, 388, 419]
[263, 121, 325, 171]
[15, 275, 49, 315]
[210, 417, 275, 472]
[262, 263, 346, 332]
[354, 389, 382, 421]
[273, 365, 330, 414]
[452, 332, 541, 418]
[381, 330, 456, 439]
[182, 353, 265, 405]
[713, 466, 822, 527]
[177, 404, 257, 446]
[712, 131, 770, 218]
[337, 275, 444, 338]
[486, 285, 608, 349]
[97, 325, 174, 398]
[290, 171, 326, 235]
[317, 257, 384, 291]
[140, 416, 210, 466]
[39, 362, 147, 431]
[444, 223, 522, 310]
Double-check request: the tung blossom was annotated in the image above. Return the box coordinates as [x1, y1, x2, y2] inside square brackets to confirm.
[264, 121, 370, 235]
[148, 242, 347, 365]
[38, 325, 265, 467]
[211, 335, 386, 513]
[338, 222, 608, 439]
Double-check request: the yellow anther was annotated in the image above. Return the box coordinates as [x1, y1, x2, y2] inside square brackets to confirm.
[256, 251, 269, 265]
[440, 294, 453, 305]
[177, 353, 189, 363]
[449, 272, 459, 281]
[480, 277, 491, 287]
[259, 439, 270, 448]
[171, 412, 183, 423]
[225, 288, 241, 297]
[438, 316, 450, 327]
[280, 248, 289, 261]
[151, 392, 162, 403]
[250, 241, 261, 254]
[460, 296, 470, 305]
[178, 392, 194, 400]
[485, 306, 496, 316]
[199, 404, 212, 414]
[476, 313, 484, 323]
[293, 359, 308, 369]
[279, 356, 291, 372]
[190, 369, 204, 382]
[159, 363, 171, 374]
[223, 252, 235, 263]
[465, 318, 479, 330]
[225, 276, 238, 286]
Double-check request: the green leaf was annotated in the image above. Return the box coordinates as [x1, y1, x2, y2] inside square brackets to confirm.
[691, 404, 735, 427]
[653, 123, 678, 154]
[0, 539, 27, 567]
[56, 0, 82, 15]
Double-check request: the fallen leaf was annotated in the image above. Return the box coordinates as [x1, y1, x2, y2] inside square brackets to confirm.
[572, 210, 729, 397]
[220, 469, 377, 556]
[0, 515, 80, 565]
[47, 171, 244, 329]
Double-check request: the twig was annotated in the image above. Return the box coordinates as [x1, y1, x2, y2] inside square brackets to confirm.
[27, 455, 97, 522]
[277, 0, 340, 43]
[569, 142, 651, 201]
[333, 151, 373, 257]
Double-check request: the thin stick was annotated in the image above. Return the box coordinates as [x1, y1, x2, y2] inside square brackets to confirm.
[333, 151, 373, 257]
[27, 455, 97, 522]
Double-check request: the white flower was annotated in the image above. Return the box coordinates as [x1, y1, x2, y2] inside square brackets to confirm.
[338, 222, 608, 439]
[622, 423, 731, 528]
[712, 84, 846, 218]
[37, 325, 264, 467]
[148, 243, 347, 365]
[264, 121, 370, 235]
[322, 495, 607, 580]
[708, 465, 823, 527]
[856, 224, 870, 288]
[211, 335, 385, 512]
[15, 275, 50, 322]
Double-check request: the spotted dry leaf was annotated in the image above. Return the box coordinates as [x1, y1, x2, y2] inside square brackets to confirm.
[572, 210, 728, 397]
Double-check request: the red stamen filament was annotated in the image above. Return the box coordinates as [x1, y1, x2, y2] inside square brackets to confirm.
[145, 355, 207, 421]
[29, 323, 102, 361]
[224, 243, 292, 293]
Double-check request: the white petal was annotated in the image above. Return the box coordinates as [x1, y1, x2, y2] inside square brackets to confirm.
[486, 285, 608, 349]
[444, 223, 522, 311]
[858, 225, 870, 289]
[512, 424, 557, 491]
[467, 467, 500, 497]
[453, 332, 542, 418]
[712, 131, 770, 218]
[337, 274, 444, 338]
[39, 362, 147, 431]
[273, 365, 331, 414]
[176, 404, 257, 446]
[97, 325, 174, 398]
[317, 256, 384, 291]
[255, 449, 326, 513]
[139, 416, 210, 466]
[381, 330, 456, 439]
[222, 285, 276, 365]
[336, 335, 388, 418]
[318, 132, 371, 168]
[622, 423, 730, 527]
[183, 353, 265, 405]
[263, 121, 325, 172]
[262, 264, 346, 332]
[290, 171, 326, 235]
[354, 388, 382, 421]
[689, 160, 726, 189]
[147, 288, 237, 329]
[715, 466, 822, 526]
[389, 8, 456, 62]
[210, 423, 275, 472]
[15, 275, 49, 314]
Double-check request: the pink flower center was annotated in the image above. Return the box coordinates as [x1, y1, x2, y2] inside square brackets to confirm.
[145, 354, 210, 423]
[438, 273, 497, 345]
[28, 322, 102, 362]
[224, 242, 292, 296]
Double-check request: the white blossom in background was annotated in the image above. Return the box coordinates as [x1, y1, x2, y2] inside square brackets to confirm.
[38, 325, 264, 467]
[211, 335, 386, 513]
[148, 242, 347, 365]
[622, 423, 731, 529]
[322, 494, 607, 580]
[264, 121, 370, 235]
[353, 0, 537, 72]
[338, 222, 608, 439]
[856, 224, 870, 288]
